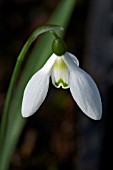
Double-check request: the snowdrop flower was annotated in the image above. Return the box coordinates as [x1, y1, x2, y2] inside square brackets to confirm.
[22, 36, 102, 120]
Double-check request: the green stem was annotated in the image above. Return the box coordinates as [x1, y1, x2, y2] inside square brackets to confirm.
[0, 40, 30, 144]
[50, 30, 60, 39]
[0, 25, 63, 144]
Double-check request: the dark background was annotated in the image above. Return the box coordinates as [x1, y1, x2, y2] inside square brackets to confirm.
[0, 0, 113, 169]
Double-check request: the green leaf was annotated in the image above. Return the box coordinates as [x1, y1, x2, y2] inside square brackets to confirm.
[0, 0, 77, 170]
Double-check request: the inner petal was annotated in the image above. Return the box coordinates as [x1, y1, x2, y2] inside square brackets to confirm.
[51, 57, 70, 89]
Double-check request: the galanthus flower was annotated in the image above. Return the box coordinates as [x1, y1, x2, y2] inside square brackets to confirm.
[22, 35, 102, 120]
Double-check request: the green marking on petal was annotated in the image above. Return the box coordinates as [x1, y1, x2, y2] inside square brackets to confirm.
[51, 57, 70, 89]
[54, 58, 67, 69]
[55, 79, 68, 87]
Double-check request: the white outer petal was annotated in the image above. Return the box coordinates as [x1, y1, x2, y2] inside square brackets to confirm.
[41, 53, 57, 71]
[21, 54, 57, 117]
[67, 52, 79, 66]
[63, 53, 102, 120]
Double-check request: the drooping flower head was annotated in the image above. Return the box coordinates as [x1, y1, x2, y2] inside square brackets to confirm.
[21, 32, 102, 120]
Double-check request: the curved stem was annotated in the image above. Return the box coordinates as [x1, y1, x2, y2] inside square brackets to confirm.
[50, 30, 61, 39]
[0, 25, 64, 144]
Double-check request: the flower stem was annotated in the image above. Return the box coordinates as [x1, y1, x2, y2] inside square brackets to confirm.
[0, 40, 31, 145]
[0, 25, 64, 145]
[50, 30, 61, 39]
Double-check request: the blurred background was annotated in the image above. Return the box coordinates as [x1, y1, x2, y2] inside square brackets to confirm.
[0, 0, 113, 169]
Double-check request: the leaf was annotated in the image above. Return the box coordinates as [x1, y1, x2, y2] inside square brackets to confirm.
[0, 0, 77, 169]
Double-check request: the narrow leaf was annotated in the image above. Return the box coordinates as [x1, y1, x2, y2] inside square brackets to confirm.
[0, 0, 77, 170]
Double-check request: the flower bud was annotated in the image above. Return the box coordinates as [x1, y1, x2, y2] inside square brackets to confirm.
[52, 38, 67, 56]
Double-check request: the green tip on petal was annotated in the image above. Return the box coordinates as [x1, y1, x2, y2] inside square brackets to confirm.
[55, 79, 68, 88]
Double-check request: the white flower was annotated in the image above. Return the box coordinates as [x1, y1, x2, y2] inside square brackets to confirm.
[21, 52, 102, 120]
